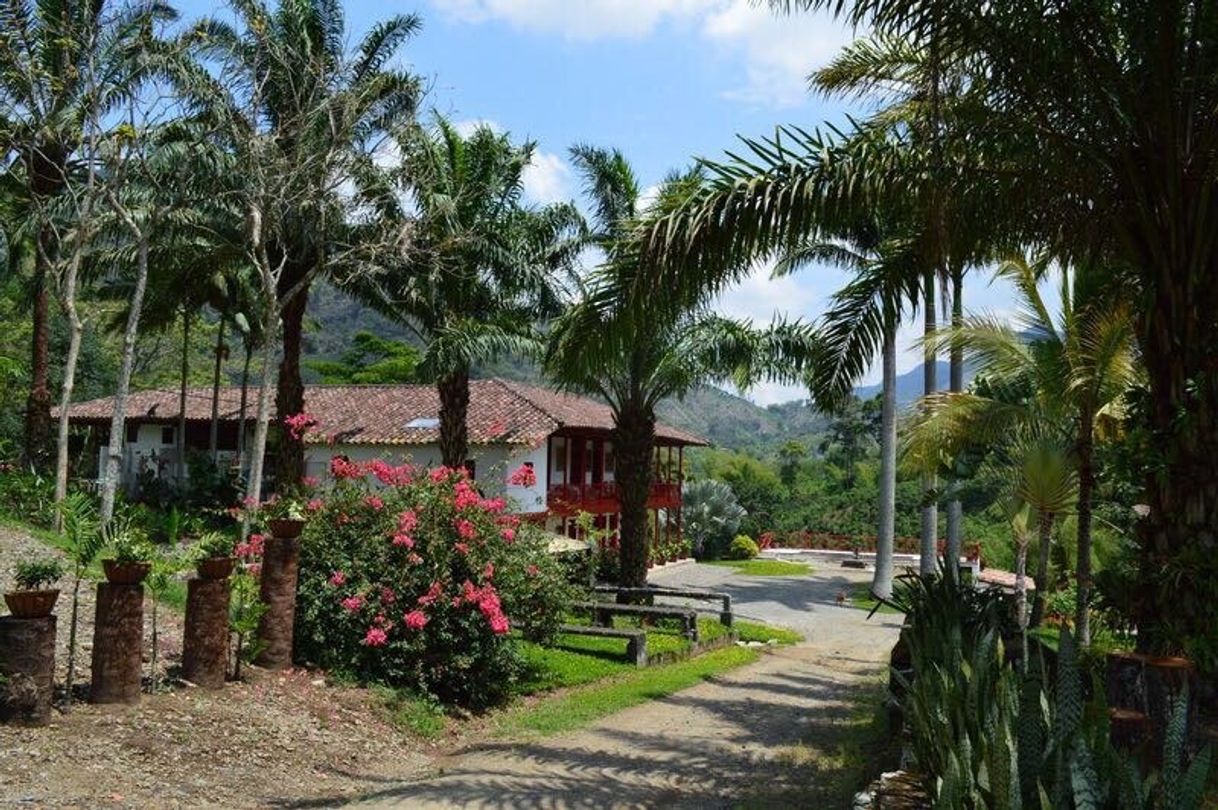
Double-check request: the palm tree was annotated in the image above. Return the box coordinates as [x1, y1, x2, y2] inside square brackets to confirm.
[547, 151, 819, 588]
[190, 0, 422, 487]
[0, 0, 175, 471]
[351, 118, 583, 468]
[903, 256, 1137, 641]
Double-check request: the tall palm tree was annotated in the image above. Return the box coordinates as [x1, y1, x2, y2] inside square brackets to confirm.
[548, 151, 818, 588]
[0, 0, 175, 471]
[352, 118, 583, 468]
[190, 0, 422, 487]
[904, 256, 1138, 641]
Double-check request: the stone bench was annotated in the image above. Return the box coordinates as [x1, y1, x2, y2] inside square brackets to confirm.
[594, 585, 733, 627]
[558, 624, 648, 667]
[572, 600, 699, 642]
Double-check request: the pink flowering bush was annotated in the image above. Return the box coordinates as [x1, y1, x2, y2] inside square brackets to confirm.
[295, 462, 574, 708]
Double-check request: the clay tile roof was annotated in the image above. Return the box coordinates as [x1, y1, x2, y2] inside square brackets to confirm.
[62, 379, 708, 448]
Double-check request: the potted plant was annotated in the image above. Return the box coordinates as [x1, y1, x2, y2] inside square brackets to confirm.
[5, 558, 65, 618]
[194, 531, 237, 580]
[261, 493, 307, 538]
[101, 522, 153, 585]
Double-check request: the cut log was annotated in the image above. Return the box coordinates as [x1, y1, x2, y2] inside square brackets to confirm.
[182, 577, 231, 689]
[90, 583, 144, 704]
[0, 615, 56, 726]
[255, 536, 300, 670]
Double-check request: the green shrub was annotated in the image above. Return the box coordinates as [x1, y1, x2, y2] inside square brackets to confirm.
[0, 467, 54, 527]
[725, 534, 759, 560]
[295, 460, 575, 708]
[13, 557, 64, 590]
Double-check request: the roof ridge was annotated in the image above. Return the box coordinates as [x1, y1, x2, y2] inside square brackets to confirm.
[490, 379, 565, 431]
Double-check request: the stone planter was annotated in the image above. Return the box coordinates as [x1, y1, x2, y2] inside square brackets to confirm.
[196, 556, 236, 581]
[3, 589, 59, 619]
[102, 560, 151, 585]
[267, 518, 306, 539]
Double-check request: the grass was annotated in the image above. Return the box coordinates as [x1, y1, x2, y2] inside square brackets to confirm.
[373, 685, 447, 739]
[498, 645, 761, 737]
[849, 584, 904, 615]
[734, 619, 803, 645]
[706, 558, 812, 577]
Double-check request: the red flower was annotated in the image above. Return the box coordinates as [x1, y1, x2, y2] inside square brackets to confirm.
[455, 518, 477, 540]
[391, 533, 415, 549]
[380, 587, 397, 605]
[306, 498, 325, 513]
[364, 495, 385, 511]
[341, 595, 365, 613]
[397, 510, 418, 534]
[404, 610, 428, 631]
[363, 627, 388, 647]
[507, 463, 537, 488]
[328, 571, 347, 587]
[330, 456, 363, 480]
[284, 412, 319, 441]
[500, 527, 516, 543]
[418, 582, 443, 606]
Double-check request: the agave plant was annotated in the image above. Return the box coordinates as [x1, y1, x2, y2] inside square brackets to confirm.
[681, 479, 747, 561]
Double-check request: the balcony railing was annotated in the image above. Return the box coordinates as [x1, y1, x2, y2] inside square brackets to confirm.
[546, 481, 681, 514]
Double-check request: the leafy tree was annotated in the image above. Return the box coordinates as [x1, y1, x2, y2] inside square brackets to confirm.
[776, 440, 807, 487]
[351, 117, 582, 467]
[305, 331, 420, 384]
[682, 479, 746, 560]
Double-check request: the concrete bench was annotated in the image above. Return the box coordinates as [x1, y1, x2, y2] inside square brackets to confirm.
[558, 624, 647, 666]
[572, 601, 699, 642]
[593, 585, 733, 627]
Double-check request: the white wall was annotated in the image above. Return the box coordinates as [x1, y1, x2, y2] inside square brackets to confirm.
[304, 439, 550, 514]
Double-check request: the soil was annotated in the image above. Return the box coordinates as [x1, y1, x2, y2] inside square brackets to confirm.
[0, 526, 434, 808]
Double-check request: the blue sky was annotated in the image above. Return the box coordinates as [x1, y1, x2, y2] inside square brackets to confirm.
[177, 0, 1034, 404]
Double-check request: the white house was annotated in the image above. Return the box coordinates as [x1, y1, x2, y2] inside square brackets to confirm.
[64, 379, 706, 537]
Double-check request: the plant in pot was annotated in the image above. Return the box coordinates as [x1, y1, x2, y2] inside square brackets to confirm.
[260, 492, 307, 539]
[5, 558, 65, 618]
[101, 520, 154, 585]
[193, 531, 237, 580]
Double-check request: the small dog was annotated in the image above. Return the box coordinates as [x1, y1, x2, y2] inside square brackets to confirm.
[835, 589, 848, 607]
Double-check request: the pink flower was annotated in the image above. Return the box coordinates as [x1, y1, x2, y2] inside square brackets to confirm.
[479, 497, 507, 514]
[302, 475, 320, 489]
[391, 533, 415, 549]
[246, 563, 262, 577]
[454, 481, 481, 510]
[488, 613, 510, 635]
[368, 460, 414, 486]
[483, 562, 495, 581]
[397, 510, 418, 534]
[363, 627, 388, 647]
[429, 466, 452, 483]
[500, 528, 516, 543]
[403, 610, 428, 630]
[328, 571, 347, 587]
[364, 495, 385, 511]
[454, 542, 470, 555]
[330, 456, 364, 480]
[307, 498, 325, 513]
[455, 518, 477, 540]
[507, 463, 537, 488]
[418, 582, 443, 606]
[341, 595, 365, 613]
[284, 412, 319, 441]
[373, 612, 388, 626]
[406, 553, 423, 565]
[380, 587, 396, 605]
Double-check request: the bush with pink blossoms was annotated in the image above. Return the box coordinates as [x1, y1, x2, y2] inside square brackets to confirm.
[295, 462, 575, 708]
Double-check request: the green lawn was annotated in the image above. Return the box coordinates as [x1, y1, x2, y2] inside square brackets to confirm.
[706, 558, 812, 577]
[498, 645, 761, 737]
[849, 584, 904, 615]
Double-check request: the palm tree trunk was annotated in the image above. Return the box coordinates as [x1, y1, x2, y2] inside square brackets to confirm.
[274, 279, 310, 487]
[873, 321, 898, 600]
[177, 311, 191, 484]
[1076, 411, 1096, 645]
[437, 368, 471, 469]
[1030, 510, 1055, 627]
[209, 317, 226, 462]
[945, 263, 964, 574]
[920, 267, 938, 576]
[24, 243, 53, 473]
[613, 403, 656, 588]
[101, 237, 151, 522]
[237, 341, 252, 478]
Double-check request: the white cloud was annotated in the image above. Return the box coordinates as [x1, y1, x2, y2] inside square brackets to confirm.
[434, 1, 855, 108]
[522, 150, 572, 204]
[453, 117, 503, 137]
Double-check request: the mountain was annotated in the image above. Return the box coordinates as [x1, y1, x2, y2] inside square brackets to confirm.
[854, 361, 976, 407]
[657, 387, 829, 452]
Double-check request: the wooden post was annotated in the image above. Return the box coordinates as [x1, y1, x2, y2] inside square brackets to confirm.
[255, 534, 300, 670]
[90, 583, 144, 704]
[0, 616, 56, 726]
[182, 577, 231, 688]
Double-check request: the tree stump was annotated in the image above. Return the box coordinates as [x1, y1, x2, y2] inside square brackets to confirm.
[90, 582, 144, 704]
[255, 535, 300, 670]
[0, 616, 56, 726]
[182, 577, 231, 688]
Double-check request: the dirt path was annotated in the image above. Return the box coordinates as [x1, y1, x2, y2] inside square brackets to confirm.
[344, 562, 903, 809]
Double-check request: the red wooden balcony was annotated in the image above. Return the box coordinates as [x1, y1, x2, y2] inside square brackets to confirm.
[546, 481, 681, 515]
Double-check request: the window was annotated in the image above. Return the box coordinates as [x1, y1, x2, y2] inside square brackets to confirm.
[550, 437, 567, 486]
[161, 426, 175, 445]
[603, 441, 615, 482]
[126, 423, 139, 443]
[584, 440, 595, 485]
[405, 417, 440, 429]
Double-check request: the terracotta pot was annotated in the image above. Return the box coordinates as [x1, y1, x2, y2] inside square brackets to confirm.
[196, 556, 237, 580]
[267, 518, 306, 539]
[102, 560, 151, 585]
[4, 589, 60, 618]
